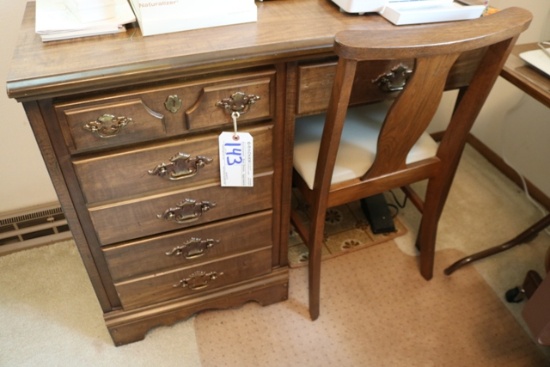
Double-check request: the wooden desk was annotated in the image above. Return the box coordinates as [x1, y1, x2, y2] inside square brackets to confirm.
[6, 0, 487, 345]
[501, 43, 550, 108]
[445, 43, 550, 275]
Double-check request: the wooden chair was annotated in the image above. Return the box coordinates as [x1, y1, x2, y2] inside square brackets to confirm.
[291, 8, 532, 320]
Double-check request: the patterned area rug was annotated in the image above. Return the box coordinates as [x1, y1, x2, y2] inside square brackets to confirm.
[288, 192, 407, 268]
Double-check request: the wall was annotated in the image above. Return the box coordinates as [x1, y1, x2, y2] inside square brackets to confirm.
[1, 1, 58, 214]
[1, 1, 549, 215]
[429, 0, 550, 198]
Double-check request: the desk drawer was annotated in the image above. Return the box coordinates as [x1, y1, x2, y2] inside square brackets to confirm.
[104, 211, 272, 282]
[89, 172, 273, 245]
[55, 70, 275, 154]
[74, 124, 273, 204]
[296, 60, 413, 116]
[296, 53, 485, 116]
[115, 246, 273, 310]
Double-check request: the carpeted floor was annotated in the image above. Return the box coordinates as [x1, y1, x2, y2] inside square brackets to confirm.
[195, 244, 548, 367]
[1, 145, 549, 366]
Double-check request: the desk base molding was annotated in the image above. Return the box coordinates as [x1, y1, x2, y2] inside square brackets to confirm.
[104, 268, 289, 346]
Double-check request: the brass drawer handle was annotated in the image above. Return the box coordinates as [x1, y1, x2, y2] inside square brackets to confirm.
[148, 152, 213, 181]
[157, 199, 216, 224]
[373, 64, 413, 93]
[83, 114, 132, 138]
[216, 92, 260, 115]
[174, 270, 224, 291]
[165, 237, 220, 259]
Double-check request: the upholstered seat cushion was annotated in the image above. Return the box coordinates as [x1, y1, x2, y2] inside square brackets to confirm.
[293, 101, 439, 190]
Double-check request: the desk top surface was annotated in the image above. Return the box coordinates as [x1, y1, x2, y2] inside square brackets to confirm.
[7, 0, 398, 100]
[501, 43, 550, 108]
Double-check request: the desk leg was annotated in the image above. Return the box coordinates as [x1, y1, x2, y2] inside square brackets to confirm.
[444, 214, 550, 275]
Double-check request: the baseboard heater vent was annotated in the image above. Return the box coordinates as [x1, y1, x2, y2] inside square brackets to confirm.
[0, 205, 72, 256]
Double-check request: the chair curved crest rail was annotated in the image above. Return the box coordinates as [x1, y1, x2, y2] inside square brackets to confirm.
[290, 7, 533, 320]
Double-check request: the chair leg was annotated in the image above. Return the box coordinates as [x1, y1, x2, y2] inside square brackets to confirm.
[308, 238, 322, 320]
[307, 204, 328, 321]
[416, 218, 436, 280]
[415, 177, 450, 280]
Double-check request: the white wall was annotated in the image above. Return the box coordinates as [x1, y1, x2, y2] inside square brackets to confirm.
[477, 0, 550, 197]
[1, 1, 59, 214]
[430, 0, 550, 197]
[1, 1, 549, 215]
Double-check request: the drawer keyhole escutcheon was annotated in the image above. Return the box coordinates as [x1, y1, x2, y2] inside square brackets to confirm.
[157, 198, 216, 224]
[148, 152, 213, 180]
[373, 64, 414, 93]
[174, 270, 224, 291]
[165, 237, 220, 259]
[83, 114, 132, 138]
[216, 92, 260, 115]
[164, 95, 182, 113]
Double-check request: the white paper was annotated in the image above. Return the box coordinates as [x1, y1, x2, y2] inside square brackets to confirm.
[128, 0, 257, 36]
[520, 49, 550, 77]
[35, 0, 135, 35]
[379, 1, 485, 25]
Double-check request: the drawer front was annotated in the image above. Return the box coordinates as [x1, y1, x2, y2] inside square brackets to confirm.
[74, 124, 273, 204]
[104, 211, 273, 282]
[296, 60, 414, 116]
[296, 54, 484, 116]
[56, 98, 166, 154]
[55, 69, 275, 153]
[89, 172, 273, 245]
[115, 246, 272, 310]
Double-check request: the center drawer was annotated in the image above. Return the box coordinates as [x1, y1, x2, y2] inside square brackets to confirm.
[296, 60, 412, 116]
[89, 171, 274, 245]
[73, 124, 273, 204]
[296, 52, 484, 116]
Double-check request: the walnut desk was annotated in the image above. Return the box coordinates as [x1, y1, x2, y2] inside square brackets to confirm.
[6, 0, 486, 345]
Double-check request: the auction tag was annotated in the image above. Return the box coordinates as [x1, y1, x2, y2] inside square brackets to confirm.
[219, 131, 254, 187]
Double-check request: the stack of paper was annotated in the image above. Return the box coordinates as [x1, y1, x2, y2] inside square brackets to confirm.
[330, 0, 486, 25]
[65, 0, 117, 23]
[35, 0, 136, 42]
[129, 0, 257, 37]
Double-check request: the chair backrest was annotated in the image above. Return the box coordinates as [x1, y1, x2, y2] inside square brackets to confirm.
[314, 8, 532, 197]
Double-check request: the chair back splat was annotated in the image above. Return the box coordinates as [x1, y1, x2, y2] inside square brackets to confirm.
[291, 7, 532, 320]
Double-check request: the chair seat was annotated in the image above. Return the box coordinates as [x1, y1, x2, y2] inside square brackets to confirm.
[294, 101, 439, 190]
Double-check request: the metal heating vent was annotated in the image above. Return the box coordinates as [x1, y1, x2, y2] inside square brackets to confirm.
[0, 205, 72, 255]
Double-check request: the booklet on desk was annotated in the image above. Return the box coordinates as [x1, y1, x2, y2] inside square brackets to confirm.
[520, 48, 550, 78]
[379, 0, 485, 25]
[128, 0, 257, 37]
[35, 0, 136, 42]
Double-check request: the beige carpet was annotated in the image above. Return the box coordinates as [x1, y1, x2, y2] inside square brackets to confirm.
[195, 244, 548, 367]
[0, 240, 202, 367]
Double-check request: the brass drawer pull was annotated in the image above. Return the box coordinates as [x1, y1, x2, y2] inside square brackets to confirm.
[148, 152, 213, 181]
[373, 64, 413, 93]
[83, 114, 132, 138]
[157, 199, 216, 224]
[174, 270, 224, 291]
[216, 92, 260, 115]
[165, 237, 220, 259]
